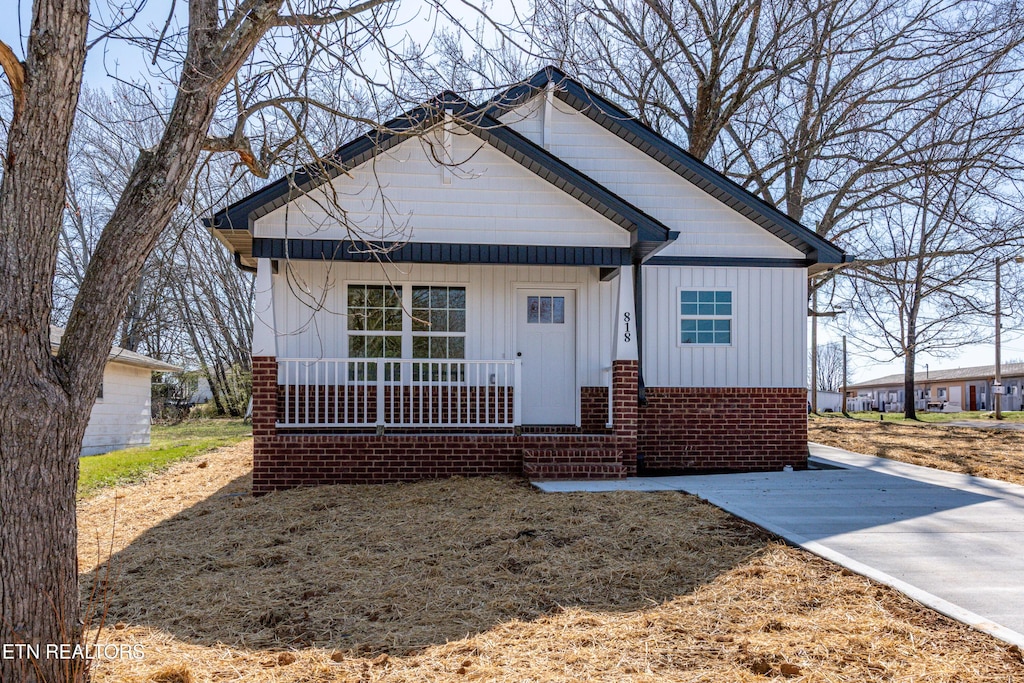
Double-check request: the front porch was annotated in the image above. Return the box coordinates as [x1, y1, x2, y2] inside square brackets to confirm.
[251, 356, 640, 492]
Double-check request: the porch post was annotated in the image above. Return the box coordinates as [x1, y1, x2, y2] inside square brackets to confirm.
[251, 258, 278, 442]
[612, 266, 640, 475]
[252, 258, 276, 358]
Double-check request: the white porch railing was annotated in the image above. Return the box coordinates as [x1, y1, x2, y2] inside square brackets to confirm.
[276, 358, 522, 428]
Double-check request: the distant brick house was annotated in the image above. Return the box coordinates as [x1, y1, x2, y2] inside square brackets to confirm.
[849, 363, 1024, 413]
[207, 67, 848, 491]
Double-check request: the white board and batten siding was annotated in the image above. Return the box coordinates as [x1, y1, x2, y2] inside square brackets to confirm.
[253, 126, 628, 249]
[500, 97, 803, 260]
[273, 261, 617, 388]
[81, 362, 154, 456]
[643, 266, 807, 388]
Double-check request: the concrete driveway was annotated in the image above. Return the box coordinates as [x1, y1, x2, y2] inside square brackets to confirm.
[946, 419, 1024, 431]
[536, 443, 1024, 647]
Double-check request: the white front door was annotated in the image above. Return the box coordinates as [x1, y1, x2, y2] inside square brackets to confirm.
[517, 289, 576, 424]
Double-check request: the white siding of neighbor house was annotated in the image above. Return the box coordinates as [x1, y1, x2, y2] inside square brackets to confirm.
[500, 98, 804, 260]
[81, 362, 152, 456]
[253, 125, 629, 249]
[272, 261, 617, 387]
[642, 266, 807, 388]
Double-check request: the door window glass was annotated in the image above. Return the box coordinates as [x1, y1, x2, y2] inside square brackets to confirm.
[527, 296, 565, 324]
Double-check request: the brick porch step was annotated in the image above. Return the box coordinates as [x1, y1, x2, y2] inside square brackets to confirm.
[522, 447, 626, 480]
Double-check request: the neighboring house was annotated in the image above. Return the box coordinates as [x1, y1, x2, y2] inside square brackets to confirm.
[811, 391, 843, 413]
[207, 66, 849, 492]
[848, 362, 1024, 412]
[189, 376, 214, 405]
[51, 326, 182, 456]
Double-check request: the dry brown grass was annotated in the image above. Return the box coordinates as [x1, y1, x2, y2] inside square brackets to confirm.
[79, 440, 1024, 681]
[809, 415, 1024, 486]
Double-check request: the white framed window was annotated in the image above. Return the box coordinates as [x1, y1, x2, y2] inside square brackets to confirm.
[411, 286, 466, 359]
[347, 284, 467, 378]
[678, 289, 732, 345]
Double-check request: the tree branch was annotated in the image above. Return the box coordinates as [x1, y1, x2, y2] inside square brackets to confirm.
[273, 0, 397, 27]
[0, 40, 26, 120]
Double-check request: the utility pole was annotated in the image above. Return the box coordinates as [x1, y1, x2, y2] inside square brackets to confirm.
[996, 258, 1003, 419]
[993, 256, 1023, 419]
[811, 289, 818, 414]
[842, 335, 849, 416]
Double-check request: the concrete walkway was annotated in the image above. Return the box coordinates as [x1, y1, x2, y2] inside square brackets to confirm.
[534, 443, 1024, 647]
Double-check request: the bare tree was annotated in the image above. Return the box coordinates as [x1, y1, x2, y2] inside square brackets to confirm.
[845, 96, 1024, 419]
[814, 341, 844, 393]
[0, 0, 470, 679]
[526, 0, 1024, 239]
[528, 0, 820, 161]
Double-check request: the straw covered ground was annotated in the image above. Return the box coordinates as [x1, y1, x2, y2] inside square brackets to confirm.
[78, 440, 1024, 681]
[809, 414, 1024, 486]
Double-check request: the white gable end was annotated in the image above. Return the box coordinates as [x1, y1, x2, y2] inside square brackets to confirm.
[499, 97, 803, 260]
[253, 125, 629, 249]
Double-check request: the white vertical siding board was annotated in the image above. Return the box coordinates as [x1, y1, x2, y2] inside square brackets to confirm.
[736, 269, 750, 386]
[641, 266, 805, 388]
[272, 262, 614, 386]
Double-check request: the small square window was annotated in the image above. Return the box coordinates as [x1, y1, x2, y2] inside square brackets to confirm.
[679, 290, 732, 345]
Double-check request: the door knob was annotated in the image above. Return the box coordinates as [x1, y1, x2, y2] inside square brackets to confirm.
[516, 352, 522, 357]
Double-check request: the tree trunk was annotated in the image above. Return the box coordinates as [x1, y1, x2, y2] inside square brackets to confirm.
[904, 336, 918, 420]
[0, 1, 91, 681]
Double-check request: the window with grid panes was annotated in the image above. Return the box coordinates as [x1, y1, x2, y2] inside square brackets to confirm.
[346, 284, 467, 381]
[679, 290, 732, 345]
[347, 285, 402, 379]
[411, 286, 466, 381]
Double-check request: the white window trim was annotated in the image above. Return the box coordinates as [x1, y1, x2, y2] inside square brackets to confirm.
[676, 287, 735, 348]
[344, 282, 467, 361]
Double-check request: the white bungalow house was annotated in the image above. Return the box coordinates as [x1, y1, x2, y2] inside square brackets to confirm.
[207, 67, 849, 492]
[51, 326, 182, 456]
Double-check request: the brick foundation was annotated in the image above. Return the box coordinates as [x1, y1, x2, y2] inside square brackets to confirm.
[252, 356, 806, 489]
[638, 387, 808, 473]
[253, 433, 619, 493]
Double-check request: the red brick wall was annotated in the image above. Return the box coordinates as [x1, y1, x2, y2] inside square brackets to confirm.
[580, 386, 610, 433]
[638, 387, 807, 472]
[252, 433, 618, 493]
[251, 356, 278, 439]
[611, 360, 639, 476]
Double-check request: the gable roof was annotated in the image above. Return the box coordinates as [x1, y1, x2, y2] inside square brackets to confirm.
[483, 66, 848, 270]
[50, 326, 182, 372]
[207, 92, 676, 267]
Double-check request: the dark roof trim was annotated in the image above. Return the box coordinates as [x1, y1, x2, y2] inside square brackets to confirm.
[207, 92, 672, 247]
[645, 256, 812, 268]
[485, 67, 846, 265]
[252, 238, 632, 266]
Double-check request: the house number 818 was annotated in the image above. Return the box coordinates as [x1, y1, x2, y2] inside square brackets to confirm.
[623, 311, 631, 342]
